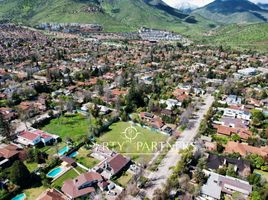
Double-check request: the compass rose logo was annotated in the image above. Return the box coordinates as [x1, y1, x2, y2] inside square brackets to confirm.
[122, 125, 141, 143]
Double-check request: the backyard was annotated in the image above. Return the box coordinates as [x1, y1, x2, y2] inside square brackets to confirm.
[97, 121, 168, 163]
[42, 114, 91, 141]
[75, 147, 100, 169]
[23, 186, 47, 200]
[52, 168, 79, 188]
[115, 172, 133, 187]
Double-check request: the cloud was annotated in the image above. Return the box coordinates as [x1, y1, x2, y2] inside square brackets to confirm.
[163, 0, 268, 8]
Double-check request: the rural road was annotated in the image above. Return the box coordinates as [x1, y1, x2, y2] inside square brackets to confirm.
[144, 94, 214, 199]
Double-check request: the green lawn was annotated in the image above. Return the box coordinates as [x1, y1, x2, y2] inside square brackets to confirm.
[40, 142, 66, 155]
[75, 148, 100, 169]
[52, 169, 79, 188]
[115, 172, 133, 187]
[97, 122, 168, 163]
[24, 161, 38, 172]
[42, 114, 91, 141]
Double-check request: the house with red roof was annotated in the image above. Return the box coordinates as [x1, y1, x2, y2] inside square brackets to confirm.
[17, 129, 58, 146]
[17, 131, 41, 146]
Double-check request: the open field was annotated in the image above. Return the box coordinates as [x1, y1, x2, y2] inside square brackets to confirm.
[42, 114, 91, 141]
[97, 121, 168, 163]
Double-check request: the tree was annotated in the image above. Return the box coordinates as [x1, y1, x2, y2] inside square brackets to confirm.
[8, 161, 31, 188]
[251, 109, 265, 127]
[193, 168, 206, 184]
[0, 112, 11, 140]
[246, 154, 265, 169]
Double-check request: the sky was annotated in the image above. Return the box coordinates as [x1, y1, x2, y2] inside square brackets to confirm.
[163, 0, 268, 8]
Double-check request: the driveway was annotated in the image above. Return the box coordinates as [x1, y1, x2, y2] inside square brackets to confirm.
[143, 94, 214, 199]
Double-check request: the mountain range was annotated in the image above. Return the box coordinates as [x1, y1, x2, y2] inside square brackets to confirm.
[0, 0, 267, 29]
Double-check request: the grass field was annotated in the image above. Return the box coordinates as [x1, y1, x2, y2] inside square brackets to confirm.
[52, 169, 79, 188]
[42, 114, 91, 141]
[97, 122, 168, 163]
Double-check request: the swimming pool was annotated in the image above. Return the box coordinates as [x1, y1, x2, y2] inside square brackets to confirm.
[47, 167, 63, 178]
[11, 193, 26, 200]
[68, 151, 78, 158]
[58, 146, 69, 156]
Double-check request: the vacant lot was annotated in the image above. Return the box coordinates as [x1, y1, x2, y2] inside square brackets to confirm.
[97, 122, 168, 163]
[42, 114, 91, 141]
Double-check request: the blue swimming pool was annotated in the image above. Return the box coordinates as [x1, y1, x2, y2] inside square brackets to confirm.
[47, 167, 63, 178]
[58, 146, 69, 156]
[11, 193, 26, 200]
[68, 151, 78, 158]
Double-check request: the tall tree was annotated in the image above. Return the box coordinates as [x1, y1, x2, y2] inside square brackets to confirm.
[0, 112, 11, 140]
[8, 161, 31, 188]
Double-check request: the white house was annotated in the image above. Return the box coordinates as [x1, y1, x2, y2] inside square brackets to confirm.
[219, 108, 251, 121]
[160, 99, 182, 110]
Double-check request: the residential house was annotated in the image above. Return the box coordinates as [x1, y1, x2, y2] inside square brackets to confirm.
[100, 154, 131, 178]
[214, 125, 252, 140]
[219, 107, 251, 121]
[61, 172, 104, 199]
[17, 131, 41, 146]
[201, 170, 252, 200]
[224, 141, 268, 158]
[207, 154, 251, 177]
[160, 99, 182, 110]
[0, 144, 26, 168]
[223, 95, 242, 106]
[17, 129, 58, 146]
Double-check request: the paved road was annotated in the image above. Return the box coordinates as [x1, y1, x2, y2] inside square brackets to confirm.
[144, 94, 214, 199]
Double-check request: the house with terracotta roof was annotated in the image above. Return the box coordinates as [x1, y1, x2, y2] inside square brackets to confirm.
[61, 172, 105, 199]
[224, 141, 268, 158]
[37, 188, 69, 200]
[214, 125, 252, 140]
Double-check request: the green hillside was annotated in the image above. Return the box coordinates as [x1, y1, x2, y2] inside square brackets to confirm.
[0, 0, 214, 33]
[197, 23, 268, 52]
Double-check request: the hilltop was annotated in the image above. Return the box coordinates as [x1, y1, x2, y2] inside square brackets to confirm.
[193, 0, 268, 24]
